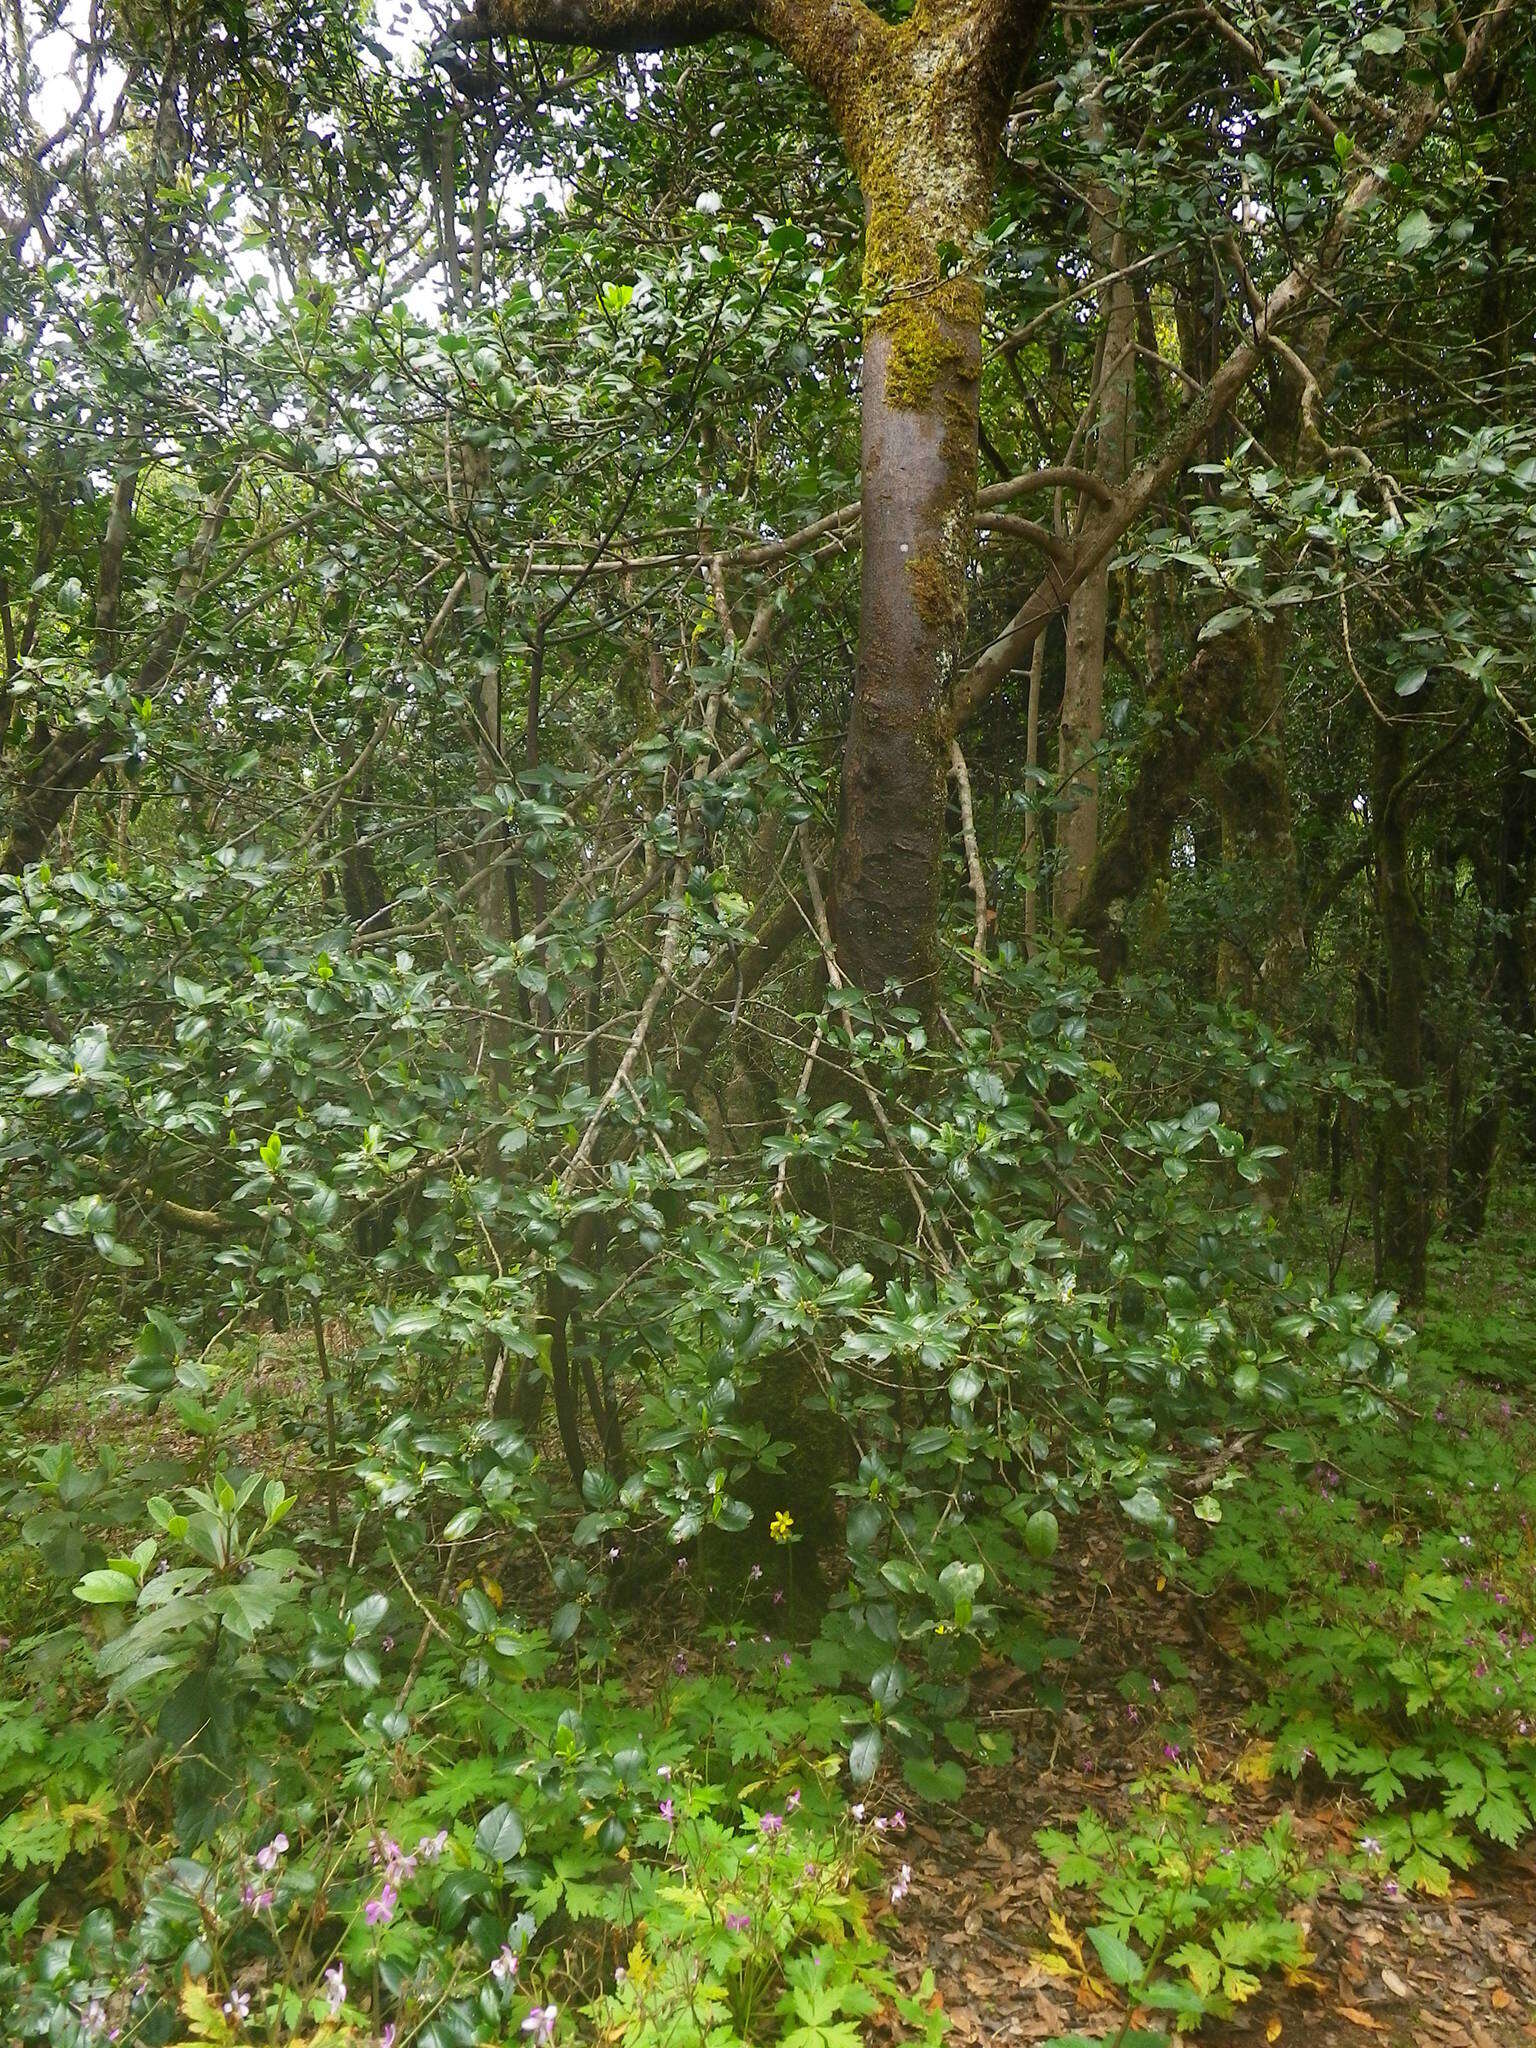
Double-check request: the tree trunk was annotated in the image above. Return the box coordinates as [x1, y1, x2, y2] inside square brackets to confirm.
[832, 281, 981, 999]
[819, 0, 1046, 1003]
[1372, 713, 1429, 1306]
[1070, 627, 1255, 976]
[1491, 725, 1536, 1160]
[1055, 56, 1136, 923]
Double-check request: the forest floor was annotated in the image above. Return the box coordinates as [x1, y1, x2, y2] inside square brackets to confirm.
[878, 1515, 1536, 2047]
[877, 1193, 1536, 2047]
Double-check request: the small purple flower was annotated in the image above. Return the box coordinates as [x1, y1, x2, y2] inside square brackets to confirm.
[492, 1945, 519, 1984]
[255, 1831, 289, 1873]
[324, 1964, 346, 2015]
[672, 1653, 688, 1677]
[786, 1789, 801, 1811]
[725, 1910, 750, 1932]
[659, 1798, 675, 1823]
[891, 1862, 912, 1904]
[749, 1564, 763, 1582]
[522, 2003, 558, 2042]
[365, 1882, 398, 1927]
[657, 1765, 672, 1780]
[1359, 1836, 1382, 1857]
[760, 1812, 784, 1835]
[1162, 1743, 1180, 1761]
[222, 1989, 251, 2023]
[417, 1829, 449, 1861]
[381, 2029, 396, 2048]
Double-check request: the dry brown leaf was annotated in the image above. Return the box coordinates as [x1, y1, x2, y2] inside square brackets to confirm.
[1382, 1968, 1411, 1998]
[1338, 2005, 1388, 2032]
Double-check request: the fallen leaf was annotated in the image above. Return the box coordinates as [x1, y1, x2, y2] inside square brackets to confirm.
[1234, 1740, 1275, 1786]
[1338, 2006, 1388, 2032]
[1382, 1968, 1410, 1998]
[1267, 2020, 1282, 2043]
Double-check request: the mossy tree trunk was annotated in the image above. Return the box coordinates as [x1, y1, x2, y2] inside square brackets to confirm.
[473, 0, 1048, 1006]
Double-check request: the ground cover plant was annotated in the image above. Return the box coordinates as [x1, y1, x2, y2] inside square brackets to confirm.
[2, 0, 1535, 2044]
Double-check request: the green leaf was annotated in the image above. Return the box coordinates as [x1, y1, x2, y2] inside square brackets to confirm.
[475, 1802, 525, 1864]
[1397, 210, 1435, 257]
[343, 1646, 381, 1690]
[848, 1725, 883, 1786]
[902, 1755, 965, 1802]
[1088, 1924, 1145, 1986]
[75, 1569, 138, 1605]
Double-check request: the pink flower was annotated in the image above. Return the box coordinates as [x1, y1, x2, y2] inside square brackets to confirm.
[255, 1832, 288, 1873]
[659, 1798, 674, 1822]
[416, 1830, 449, 1861]
[725, 1910, 750, 1932]
[760, 1813, 784, 1835]
[222, 1990, 250, 2023]
[891, 1862, 912, 1904]
[786, 1789, 801, 1810]
[380, 2029, 396, 2048]
[323, 1964, 346, 2015]
[365, 1882, 398, 1927]
[522, 2004, 558, 2042]
[492, 1945, 519, 1984]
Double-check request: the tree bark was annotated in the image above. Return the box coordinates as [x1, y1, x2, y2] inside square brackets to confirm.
[1372, 712, 1429, 1306]
[1055, 28, 1136, 923]
[1069, 628, 1254, 976]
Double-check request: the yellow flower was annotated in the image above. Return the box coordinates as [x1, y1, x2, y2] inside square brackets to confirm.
[769, 1510, 794, 1545]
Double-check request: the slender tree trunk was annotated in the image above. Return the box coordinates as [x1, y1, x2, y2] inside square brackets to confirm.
[1021, 632, 1045, 949]
[1055, 117, 1136, 923]
[1372, 714, 1429, 1305]
[1491, 726, 1536, 1160]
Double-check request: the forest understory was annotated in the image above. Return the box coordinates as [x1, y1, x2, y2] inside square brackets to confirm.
[4, 1, 1536, 2044]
